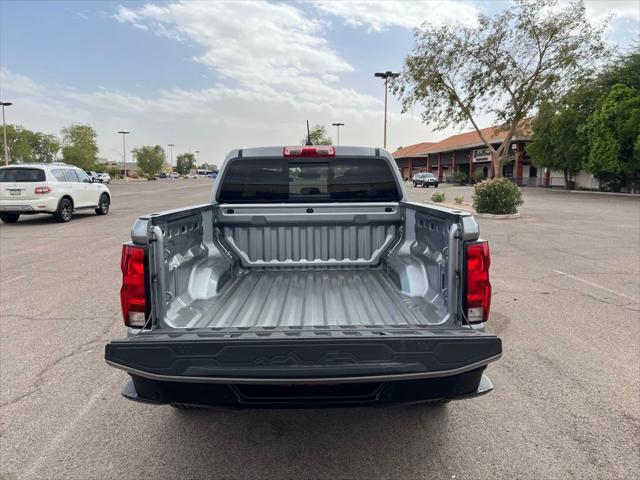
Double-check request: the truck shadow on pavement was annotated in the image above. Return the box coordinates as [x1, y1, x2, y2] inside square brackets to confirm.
[155, 404, 453, 478]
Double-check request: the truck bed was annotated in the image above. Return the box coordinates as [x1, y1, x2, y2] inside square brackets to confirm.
[166, 268, 442, 330]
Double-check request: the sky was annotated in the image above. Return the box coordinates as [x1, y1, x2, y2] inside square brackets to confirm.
[0, 0, 638, 165]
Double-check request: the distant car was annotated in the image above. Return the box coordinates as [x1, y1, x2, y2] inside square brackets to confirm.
[159, 172, 167, 179]
[412, 172, 439, 188]
[170, 172, 180, 179]
[184, 173, 198, 179]
[0, 163, 111, 223]
[207, 171, 218, 179]
[97, 173, 111, 184]
[85, 170, 101, 183]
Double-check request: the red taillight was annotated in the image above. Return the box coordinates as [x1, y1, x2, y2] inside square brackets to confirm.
[466, 241, 491, 323]
[283, 146, 336, 157]
[35, 185, 52, 194]
[120, 244, 147, 327]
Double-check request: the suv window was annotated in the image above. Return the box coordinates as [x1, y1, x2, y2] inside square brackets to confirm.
[64, 169, 80, 183]
[76, 170, 92, 183]
[218, 157, 401, 203]
[51, 168, 66, 182]
[0, 168, 46, 182]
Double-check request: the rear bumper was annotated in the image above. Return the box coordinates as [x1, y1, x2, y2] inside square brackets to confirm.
[105, 330, 501, 407]
[122, 368, 494, 408]
[0, 196, 58, 213]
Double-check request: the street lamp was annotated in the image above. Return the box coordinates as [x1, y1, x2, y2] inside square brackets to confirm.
[118, 131, 130, 181]
[1, 102, 13, 166]
[374, 71, 400, 149]
[168, 144, 176, 177]
[331, 122, 344, 146]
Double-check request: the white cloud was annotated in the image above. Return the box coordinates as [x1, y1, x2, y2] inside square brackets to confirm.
[310, 0, 479, 32]
[1, 1, 479, 164]
[114, 1, 353, 87]
[0, 69, 45, 96]
[585, 0, 640, 21]
[0, 8, 403, 163]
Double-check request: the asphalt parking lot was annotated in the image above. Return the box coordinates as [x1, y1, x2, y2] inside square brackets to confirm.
[1, 179, 638, 480]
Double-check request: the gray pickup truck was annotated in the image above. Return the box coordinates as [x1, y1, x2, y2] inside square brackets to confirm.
[105, 145, 501, 408]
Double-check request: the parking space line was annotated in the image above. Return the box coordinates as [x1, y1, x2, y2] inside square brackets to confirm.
[21, 372, 120, 479]
[1, 274, 26, 284]
[552, 269, 639, 302]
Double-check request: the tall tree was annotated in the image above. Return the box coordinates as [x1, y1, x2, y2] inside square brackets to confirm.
[0, 125, 60, 164]
[1, 125, 35, 163]
[301, 124, 332, 145]
[393, 0, 608, 177]
[175, 152, 195, 175]
[134, 145, 166, 178]
[32, 132, 60, 163]
[61, 124, 98, 170]
[528, 94, 590, 188]
[585, 84, 640, 191]
[528, 48, 640, 189]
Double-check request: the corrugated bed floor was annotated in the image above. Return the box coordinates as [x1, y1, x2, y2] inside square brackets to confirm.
[173, 269, 440, 329]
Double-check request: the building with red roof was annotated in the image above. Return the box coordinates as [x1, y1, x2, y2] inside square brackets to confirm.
[392, 122, 536, 184]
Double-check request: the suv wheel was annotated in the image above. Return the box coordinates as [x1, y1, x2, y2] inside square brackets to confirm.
[95, 194, 110, 216]
[54, 198, 73, 223]
[0, 213, 20, 223]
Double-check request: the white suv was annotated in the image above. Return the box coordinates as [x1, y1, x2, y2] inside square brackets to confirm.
[0, 163, 111, 223]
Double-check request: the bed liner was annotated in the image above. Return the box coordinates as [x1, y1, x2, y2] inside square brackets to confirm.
[166, 268, 446, 330]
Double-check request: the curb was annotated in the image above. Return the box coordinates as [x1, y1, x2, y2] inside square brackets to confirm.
[474, 212, 521, 220]
[543, 189, 639, 198]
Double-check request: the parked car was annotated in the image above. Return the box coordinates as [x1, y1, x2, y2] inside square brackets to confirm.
[170, 172, 180, 179]
[184, 172, 198, 179]
[207, 171, 218, 179]
[0, 163, 111, 223]
[158, 172, 167, 179]
[106, 145, 500, 409]
[412, 172, 439, 188]
[85, 170, 101, 183]
[97, 172, 111, 184]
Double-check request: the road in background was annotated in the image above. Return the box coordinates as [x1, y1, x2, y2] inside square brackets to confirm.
[1, 180, 638, 479]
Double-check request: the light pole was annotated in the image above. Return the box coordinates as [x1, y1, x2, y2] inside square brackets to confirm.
[1, 102, 13, 166]
[118, 131, 129, 181]
[374, 71, 399, 149]
[331, 122, 344, 146]
[168, 144, 175, 177]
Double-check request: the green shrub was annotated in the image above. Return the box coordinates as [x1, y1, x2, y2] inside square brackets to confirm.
[451, 171, 468, 185]
[431, 192, 445, 203]
[454, 196, 464, 205]
[472, 170, 486, 183]
[473, 178, 524, 214]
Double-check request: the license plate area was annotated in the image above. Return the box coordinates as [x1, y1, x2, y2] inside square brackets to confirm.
[9, 189, 22, 196]
[231, 382, 384, 403]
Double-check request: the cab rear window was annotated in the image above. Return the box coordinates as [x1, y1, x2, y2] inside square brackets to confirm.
[0, 168, 46, 182]
[218, 157, 401, 203]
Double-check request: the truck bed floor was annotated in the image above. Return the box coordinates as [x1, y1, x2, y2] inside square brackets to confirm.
[169, 269, 443, 330]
